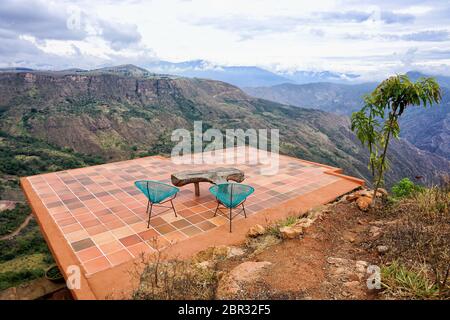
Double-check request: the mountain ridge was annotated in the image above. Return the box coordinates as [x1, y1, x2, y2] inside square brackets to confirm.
[0, 69, 448, 195]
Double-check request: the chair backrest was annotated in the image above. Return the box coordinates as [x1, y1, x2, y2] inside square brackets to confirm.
[209, 183, 254, 208]
[134, 180, 178, 204]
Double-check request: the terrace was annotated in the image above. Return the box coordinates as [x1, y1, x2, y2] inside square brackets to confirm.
[21, 146, 364, 299]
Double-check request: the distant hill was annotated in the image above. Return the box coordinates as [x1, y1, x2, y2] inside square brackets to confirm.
[0, 67, 448, 193]
[244, 77, 450, 160]
[143, 60, 293, 87]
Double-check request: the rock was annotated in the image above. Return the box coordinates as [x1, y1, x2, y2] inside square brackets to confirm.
[369, 226, 382, 238]
[356, 196, 372, 211]
[193, 245, 232, 263]
[295, 218, 314, 228]
[345, 193, 359, 202]
[376, 188, 388, 197]
[279, 226, 303, 239]
[342, 231, 356, 243]
[247, 224, 266, 237]
[216, 261, 272, 299]
[377, 245, 389, 254]
[357, 190, 373, 198]
[228, 246, 245, 258]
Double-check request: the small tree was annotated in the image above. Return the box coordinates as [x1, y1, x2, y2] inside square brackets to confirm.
[351, 74, 441, 203]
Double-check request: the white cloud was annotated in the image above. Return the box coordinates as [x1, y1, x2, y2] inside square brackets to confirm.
[0, 0, 449, 79]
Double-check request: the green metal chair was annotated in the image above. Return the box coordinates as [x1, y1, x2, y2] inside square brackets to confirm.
[209, 183, 254, 232]
[134, 180, 179, 228]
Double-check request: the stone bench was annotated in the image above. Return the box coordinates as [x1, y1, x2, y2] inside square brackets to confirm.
[171, 167, 245, 196]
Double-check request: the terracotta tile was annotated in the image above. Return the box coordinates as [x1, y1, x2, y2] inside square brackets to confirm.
[111, 226, 134, 238]
[199, 210, 216, 219]
[119, 234, 142, 247]
[186, 214, 205, 224]
[147, 216, 165, 227]
[122, 214, 142, 224]
[165, 230, 187, 244]
[138, 228, 159, 240]
[76, 246, 102, 262]
[58, 217, 77, 227]
[61, 223, 83, 234]
[197, 220, 217, 231]
[130, 222, 148, 233]
[190, 204, 208, 214]
[99, 241, 124, 254]
[154, 223, 176, 235]
[107, 249, 132, 266]
[209, 216, 228, 226]
[147, 237, 169, 250]
[80, 218, 101, 228]
[104, 220, 125, 230]
[180, 225, 203, 237]
[128, 242, 153, 258]
[91, 231, 116, 245]
[178, 209, 196, 218]
[65, 229, 89, 242]
[83, 256, 111, 274]
[86, 224, 108, 236]
[71, 238, 95, 252]
[171, 219, 192, 229]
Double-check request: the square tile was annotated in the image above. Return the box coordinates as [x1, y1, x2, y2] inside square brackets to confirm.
[154, 223, 176, 235]
[83, 256, 111, 274]
[107, 249, 132, 266]
[119, 234, 142, 247]
[71, 238, 95, 252]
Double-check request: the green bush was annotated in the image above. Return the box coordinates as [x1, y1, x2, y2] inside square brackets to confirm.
[0, 269, 45, 291]
[391, 178, 422, 198]
[0, 204, 31, 237]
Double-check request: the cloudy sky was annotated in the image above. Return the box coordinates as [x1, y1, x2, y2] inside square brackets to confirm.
[1, 0, 449, 79]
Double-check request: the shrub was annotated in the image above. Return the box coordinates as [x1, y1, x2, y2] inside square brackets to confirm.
[391, 178, 421, 198]
[131, 245, 217, 300]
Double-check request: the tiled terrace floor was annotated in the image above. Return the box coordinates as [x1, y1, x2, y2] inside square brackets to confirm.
[24, 147, 359, 278]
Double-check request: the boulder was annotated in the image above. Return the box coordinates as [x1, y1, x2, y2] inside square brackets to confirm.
[247, 224, 266, 237]
[216, 261, 272, 299]
[279, 226, 303, 239]
[356, 196, 372, 211]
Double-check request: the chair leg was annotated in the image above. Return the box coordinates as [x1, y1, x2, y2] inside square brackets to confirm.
[242, 202, 247, 218]
[214, 202, 220, 216]
[229, 207, 232, 233]
[147, 203, 153, 228]
[170, 199, 177, 217]
[146, 200, 150, 214]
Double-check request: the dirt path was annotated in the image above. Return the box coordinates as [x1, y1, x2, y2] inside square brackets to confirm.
[0, 214, 33, 241]
[218, 200, 383, 299]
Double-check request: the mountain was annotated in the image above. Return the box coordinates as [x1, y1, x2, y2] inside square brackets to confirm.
[0, 67, 448, 201]
[244, 79, 450, 160]
[143, 60, 293, 87]
[244, 82, 377, 115]
[278, 70, 361, 84]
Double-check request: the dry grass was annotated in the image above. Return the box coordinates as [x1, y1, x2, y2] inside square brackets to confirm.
[130, 240, 218, 300]
[378, 178, 450, 299]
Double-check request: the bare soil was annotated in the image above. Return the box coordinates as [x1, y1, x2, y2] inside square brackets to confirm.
[216, 200, 385, 299]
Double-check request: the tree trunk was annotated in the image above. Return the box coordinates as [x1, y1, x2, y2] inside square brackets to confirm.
[372, 115, 395, 204]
